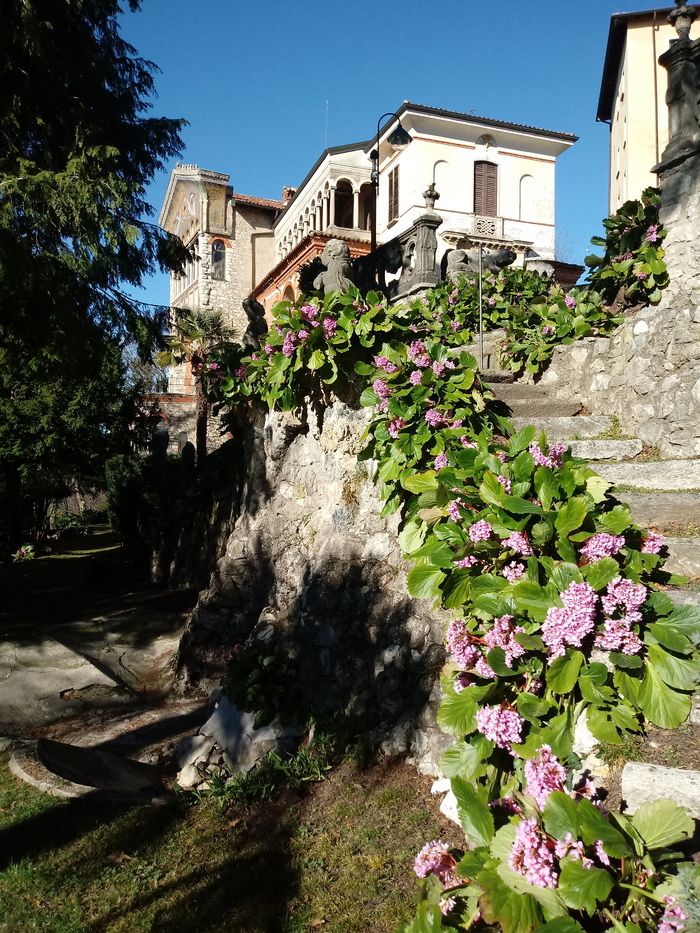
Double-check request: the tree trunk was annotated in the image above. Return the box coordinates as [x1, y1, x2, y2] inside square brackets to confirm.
[195, 378, 208, 465]
[3, 462, 23, 549]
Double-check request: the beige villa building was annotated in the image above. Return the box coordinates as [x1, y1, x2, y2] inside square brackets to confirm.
[597, 4, 700, 211]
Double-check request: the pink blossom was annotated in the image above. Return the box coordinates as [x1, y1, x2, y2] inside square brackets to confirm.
[595, 841, 610, 866]
[658, 896, 687, 933]
[300, 304, 319, 321]
[529, 441, 566, 469]
[451, 418, 463, 428]
[524, 746, 566, 808]
[496, 451, 508, 463]
[374, 355, 398, 373]
[264, 343, 274, 355]
[541, 325, 555, 336]
[413, 840, 458, 885]
[646, 224, 660, 244]
[434, 453, 449, 470]
[373, 379, 391, 401]
[554, 833, 593, 869]
[475, 656, 496, 679]
[564, 295, 576, 310]
[595, 576, 646, 654]
[541, 581, 598, 659]
[503, 561, 526, 583]
[484, 614, 526, 667]
[448, 500, 463, 522]
[595, 616, 642, 654]
[446, 620, 480, 669]
[451, 320, 462, 331]
[509, 818, 558, 888]
[642, 531, 666, 554]
[580, 532, 625, 563]
[425, 409, 445, 427]
[409, 370, 423, 386]
[388, 418, 405, 439]
[282, 331, 299, 357]
[408, 340, 431, 368]
[460, 436, 477, 449]
[488, 297, 497, 307]
[455, 555, 480, 569]
[497, 475, 511, 494]
[475, 705, 524, 749]
[322, 317, 337, 338]
[440, 896, 456, 916]
[469, 519, 493, 543]
[234, 365, 247, 378]
[448, 288, 459, 305]
[503, 531, 533, 556]
[298, 329, 309, 341]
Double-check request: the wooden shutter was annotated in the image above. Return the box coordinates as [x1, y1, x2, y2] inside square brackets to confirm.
[388, 166, 399, 223]
[474, 161, 497, 216]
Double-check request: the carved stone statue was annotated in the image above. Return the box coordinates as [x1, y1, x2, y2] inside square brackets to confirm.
[441, 246, 516, 282]
[312, 238, 355, 295]
[241, 296, 268, 350]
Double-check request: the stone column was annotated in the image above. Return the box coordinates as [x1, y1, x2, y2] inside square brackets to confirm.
[329, 187, 336, 226]
[322, 195, 329, 229]
[316, 203, 322, 230]
[352, 189, 360, 229]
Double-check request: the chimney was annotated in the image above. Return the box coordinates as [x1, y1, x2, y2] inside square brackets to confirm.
[282, 186, 297, 205]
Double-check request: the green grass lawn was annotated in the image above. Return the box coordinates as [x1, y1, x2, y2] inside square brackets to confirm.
[0, 755, 454, 932]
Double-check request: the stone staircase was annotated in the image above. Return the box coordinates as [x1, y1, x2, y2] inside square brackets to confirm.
[489, 379, 700, 584]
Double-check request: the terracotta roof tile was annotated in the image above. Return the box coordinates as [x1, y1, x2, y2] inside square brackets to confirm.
[232, 191, 284, 210]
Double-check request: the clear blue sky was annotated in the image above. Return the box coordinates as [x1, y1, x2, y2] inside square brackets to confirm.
[120, 0, 641, 308]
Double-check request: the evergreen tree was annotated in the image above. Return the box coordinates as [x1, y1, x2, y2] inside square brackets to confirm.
[0, 0, 188, 545]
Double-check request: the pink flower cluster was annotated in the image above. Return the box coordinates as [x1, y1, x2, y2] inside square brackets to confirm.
[447, 499, 463, 522]
[554, 833, 593, 869]
[529, 441, 566, 469]
[408, 340, 431, 368]
[475, 704, 524, 749]
[508, 818, 558, 888]
[642, 530, 666, 554]
[460, 436, 477, 449]
[595, 576, 646, 654]
[564, 295, 576, 310]
[409, 370, 423, 385]
[659, 896, 687, 933]
[503, 561, 525, 583]
[455, 555, 480, 569]
[541, 581, 597, 659]
[503, 531, 533, 556]
[580, 532, 625, 563]
[469, 519, 493, 543]
[541, 324, 555, 336]
[388, 418, 405, 439]
[646, 224, 660, 244]
[264, 343, 274, 355]
[322, 317, 337, 338]
[484, 615, 526, 667]
[425, 408, 446, 427]
[413, 840, 458, 887]
[446, 620, 479, 669]
[524, 745, 566, 808]
[373, 379, 391, 402]
[497, 475, 512, 493]
[282, 331, 299, 357]
[373, 354, 398, 373]
[300, 304, 319, 322]
[434, 453, 449, 470]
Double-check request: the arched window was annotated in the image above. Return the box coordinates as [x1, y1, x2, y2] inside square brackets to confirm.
[519, 175, 535, 221]
[211, 239, 226, 280]
[474, 161, 498, 217]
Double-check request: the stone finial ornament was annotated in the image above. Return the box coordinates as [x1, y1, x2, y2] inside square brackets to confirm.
[423, 182, 440, 212]
[668, 0, 697, 40]
[312, 238, 355, 295]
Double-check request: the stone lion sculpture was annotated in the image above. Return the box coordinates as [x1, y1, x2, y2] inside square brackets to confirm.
[312, 239, 355, 295]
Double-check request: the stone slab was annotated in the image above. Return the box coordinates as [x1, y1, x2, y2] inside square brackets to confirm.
[511, 416, 614, 440]
[506, 400, 584, 418]
[619, 492, 700, 532]
[569, 439, 643, 461]
[621, 761, 700, 818]
[664, 538, 700, 578]
[594, 459, 700, 492]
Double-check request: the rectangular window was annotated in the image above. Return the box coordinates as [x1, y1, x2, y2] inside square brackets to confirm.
[388, 166, 399, 223]
[474, 161, 498, 217]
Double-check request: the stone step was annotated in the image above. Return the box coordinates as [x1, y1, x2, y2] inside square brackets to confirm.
[619, 492, 700, 533]
[664, 537, 700, 579]
[490, 383, 551, 401]
[505, 399, 583, 418]
[594, 459, 700, 492]
[511, 415, 615, 440]
[569, 439, 643, 461]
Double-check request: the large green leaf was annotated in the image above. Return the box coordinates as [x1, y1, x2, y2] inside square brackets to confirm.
[583, 557, 620, 592]
[534, 467, 560, 512]
[440, 736, 493, 779]
[402, 901, 444, 933]
[477, 868, 543, 933]
[647, 644, 700, 691]
[631, 799, 694, 850]
[406, 565, 445, 600]
[546, 651, 584, 694]
[542, 791, 579, 839]
[558, 859, 613, 915]
[398, 519, 426, 555]
[555, 498, 589, 539]
[538, 920, 586, 933]
[402, 470, 439, 493]
[442, 571, 472, 610]
[598, 505, 632, 534]
[437, 686, 490, 736]
[577, 798, 631, 857]
[638, 661, 691, 728]
[508, 424, 537, 455]
[586, 708, 622, 744]
[495, 864, 567, 918]
[451, 777, 494, 847]
[512, 581, 559, 622]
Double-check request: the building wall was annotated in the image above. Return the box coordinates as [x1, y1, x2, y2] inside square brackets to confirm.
[609, 17, 678, 211]
[375, 135, 558, 260]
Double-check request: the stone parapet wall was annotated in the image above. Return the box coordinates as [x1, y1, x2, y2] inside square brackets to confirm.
[175, 401, 450, 773]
